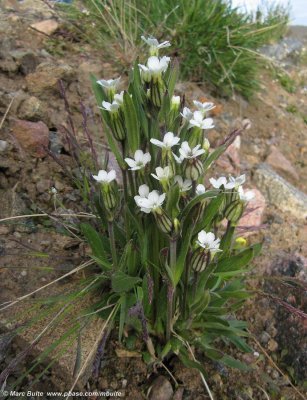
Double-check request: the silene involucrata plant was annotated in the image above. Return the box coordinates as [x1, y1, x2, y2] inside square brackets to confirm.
[88, 37, 261, 373]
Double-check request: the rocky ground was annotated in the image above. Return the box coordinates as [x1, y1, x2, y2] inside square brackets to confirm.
[0, 1, 306, 399]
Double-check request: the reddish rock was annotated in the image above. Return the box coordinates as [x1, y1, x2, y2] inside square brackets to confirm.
[238, 188, 266, 236]
[30, 19, 59, 36]
[216, 136, 241, 173]
[26, 62, 75, 95]
[11, 119, 49, 158]
[266, 145, 299, 181]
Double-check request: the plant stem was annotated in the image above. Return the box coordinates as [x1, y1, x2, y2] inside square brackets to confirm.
[166, 236, 177, 341]
[108, 220, 118, 269]
[191, 181, 196, 196]
[182, 256, 190, 319]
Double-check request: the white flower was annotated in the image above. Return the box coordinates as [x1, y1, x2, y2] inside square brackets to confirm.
[193, 100, 215, 114]
[209, 176, 227, 189]
[135, 190, 166, 214]
[100, 100, 120, 113]
[171, 95, 180, 107]
[181, 107, 193, 122]
[196, 184, 206, 195]
[238, 186, 254, 202]
[150, 132, 180, 149]
[92, 169, 116, 184]
[139, 56, 170, 78]
[179, 141, 205, 159]
[226, 174, 246, 189]
[174, 176, 192, 192]
[114, 91, 124, 105]
[97, 77, 121, 91]
[141, 36, 171, 54]
[134, 184, 150, 206]
[125, 150, 151, 171]
[203, 138, 210, 151]
[151, 166, 171, 181]
[196, 230, 221, 253]
[189, 111, 214, 130]
[173, 152, 184, 164]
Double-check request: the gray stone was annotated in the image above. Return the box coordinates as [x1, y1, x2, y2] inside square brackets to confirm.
[254, 164, 307, 219]
[17, 96, 47, 122]
[0, 140, 8, 152]
[148, 376, 173, 400]
[10, 50, 40, 75]
[259, 37, 303, 62]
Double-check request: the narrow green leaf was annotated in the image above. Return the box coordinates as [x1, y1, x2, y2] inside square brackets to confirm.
[166, 183, 180, 218]
[111, 271, 141, 293]
[80, 223, 111, 270]
[220, 355, 251, 371]
[179, 190, 218, 222]
[203, 145, 227, 171]
[123, 91, 140, 152]
[215, 248, 254, 273]
[167, 59, 180, 98]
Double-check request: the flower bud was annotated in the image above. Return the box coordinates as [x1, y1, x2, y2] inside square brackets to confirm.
[154, 209, 173, 234]
[182, 158, 204, 181]
[111, 114, 126, 141]
[173, 218, 181, 235]
[224, 200, 244, 223]
[149, 80, 165, 108]
[203, 138, 210, 151]
[171, 95, 180, 111]
[190, 249, 209, 272]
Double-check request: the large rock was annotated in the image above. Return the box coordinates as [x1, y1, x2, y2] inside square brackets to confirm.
[266, 146, 299, 181]
[11, 119, 49, 158]
[26, 62, 75, 95]
[30, 19, 59, 36]
[254, 164, 307, 219]
[17, 96, 48, 122]
[239, 188, 266, 235]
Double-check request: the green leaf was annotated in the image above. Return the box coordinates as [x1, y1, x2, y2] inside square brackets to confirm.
[166, 183, 180, 218]
[167, 59, 180, 98]
[227, 336, 253, 353]
[80, 223, 111, 270]
[220, 355, 251, 371]
[178, 351, 207, 377]
[123, 91, 140, 152]
[203, 145, 227, 171]
[174, 222, 194, 286]
[215, 248, 254, 273]
[111, 271, 141, 293]
[194, 194, 224, 233]
[179, 190, 217, 222]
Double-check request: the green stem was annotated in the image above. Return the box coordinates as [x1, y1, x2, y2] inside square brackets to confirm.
[166, 236, 177, 342]
[191, 181, 197, 197]
[108, 220, 118, 269]
[182, 255, 191, 319]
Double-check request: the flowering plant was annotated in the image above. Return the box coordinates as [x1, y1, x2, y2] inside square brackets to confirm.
[88, 37, 261, 373]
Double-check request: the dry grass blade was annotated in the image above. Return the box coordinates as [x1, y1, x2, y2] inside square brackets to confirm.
[0, 260, 95, 311]
[65, 304, 119, 399]
[0, 96, 14, 130]
[0, 212, 96, 224]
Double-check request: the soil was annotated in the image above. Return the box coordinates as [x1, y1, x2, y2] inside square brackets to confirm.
[0, 1, 306, 399]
